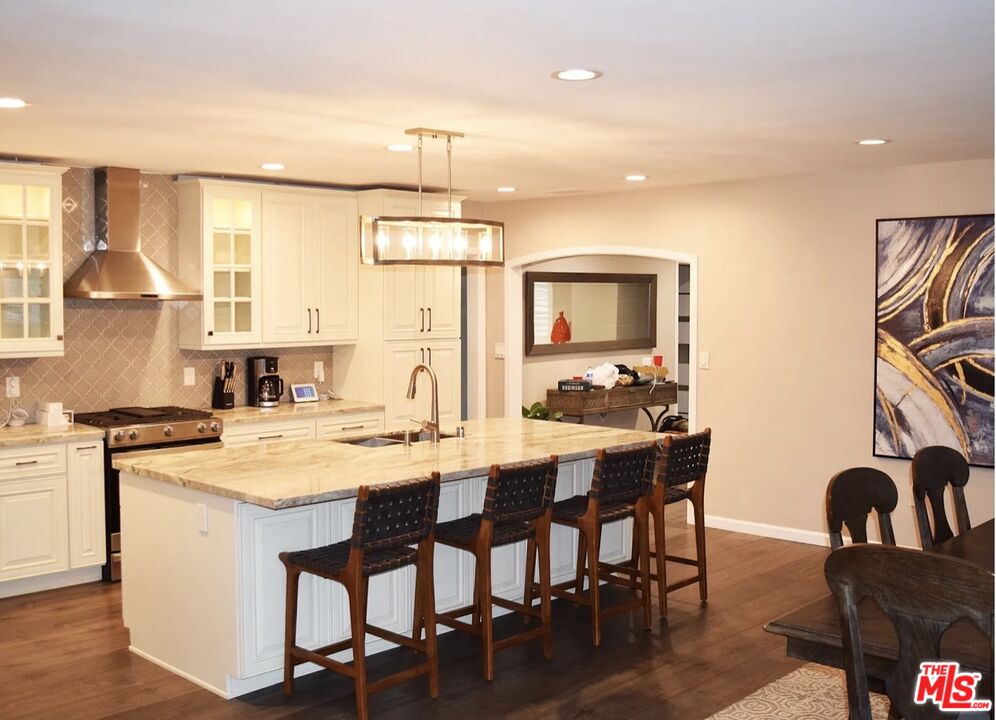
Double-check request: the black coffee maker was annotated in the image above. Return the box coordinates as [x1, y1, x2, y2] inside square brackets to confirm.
[247, 356, 284, 408]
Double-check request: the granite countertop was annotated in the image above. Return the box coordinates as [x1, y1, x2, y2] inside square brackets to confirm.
[210, 398, 385, 427]
[114, 417, 661, 509]
[0, 423, 105, 448]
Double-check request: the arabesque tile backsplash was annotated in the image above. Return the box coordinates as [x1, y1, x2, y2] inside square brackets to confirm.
[0, 168, 334, 414]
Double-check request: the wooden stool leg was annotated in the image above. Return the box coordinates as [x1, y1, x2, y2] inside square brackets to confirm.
[347, 572, 369, 720]
[478, 547, 495, 681]
[652, 499, 667, 619]
[523, 534, 537, 623]
[282, 565, 300, 697]
[412, 556, 425, 642]
[472, 551, 483, 631]
[419, 540, 440, 698]
[637, 502, 652, 629]
[692, 489, 707, 605]
[584, 523, 602, 647]
[537, 519, 553, 659]
[574, 530, 587, 592]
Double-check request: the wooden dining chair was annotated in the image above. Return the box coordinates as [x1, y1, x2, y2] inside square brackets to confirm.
[434, 455, 559, 681]
[825, 468, 898, 550]
[280, 474, 441, 720]
[825, 544, 994, 720]
[912, 445, 972, 549]
[542, 442, 655, 647]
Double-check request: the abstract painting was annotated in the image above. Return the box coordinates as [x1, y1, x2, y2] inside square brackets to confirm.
[875, 214, 994, 467]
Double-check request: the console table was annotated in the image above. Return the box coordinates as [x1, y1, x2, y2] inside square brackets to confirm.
[546, 382, 679, 431]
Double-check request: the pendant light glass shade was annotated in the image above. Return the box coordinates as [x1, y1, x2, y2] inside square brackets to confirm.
[360, 215, 504, 266]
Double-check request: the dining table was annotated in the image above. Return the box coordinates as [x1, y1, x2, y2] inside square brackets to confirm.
[764, 519, 994, 690]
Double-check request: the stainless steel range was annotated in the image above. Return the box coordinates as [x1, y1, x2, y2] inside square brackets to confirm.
[76, 406, 224, 581]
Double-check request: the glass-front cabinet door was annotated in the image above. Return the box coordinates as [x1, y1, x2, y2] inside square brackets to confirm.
[0, 164, 65, 358]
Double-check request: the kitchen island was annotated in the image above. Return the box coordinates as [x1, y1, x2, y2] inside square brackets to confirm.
[114, 417, 662, 698]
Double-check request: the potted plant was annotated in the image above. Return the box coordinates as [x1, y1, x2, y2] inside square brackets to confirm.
[521, 401, 564, 421]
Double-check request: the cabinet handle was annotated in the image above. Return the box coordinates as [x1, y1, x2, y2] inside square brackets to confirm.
[420, 307, 425, 332]
[207, 330, 214, 337]
[76, 445, 97, 451]
[316, 308, 320, 333]
[420, 347, 425, 363]
[428, 347, 432, 365]
[427, 307, 432, 332]
[258, 434, 284, 441]
[339, 424, 365, 431]
[308, 308, 312, 334]
[16, 460, 38, 466]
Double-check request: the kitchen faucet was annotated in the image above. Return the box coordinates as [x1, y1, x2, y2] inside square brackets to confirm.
[406, 363, 440, 443]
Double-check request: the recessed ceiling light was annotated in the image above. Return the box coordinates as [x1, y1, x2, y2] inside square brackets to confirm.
[857, 138, 889, 146]
[551, 68, 602, 81]
[496, 186, 516, 193]
[625, 174, 647, 182]
[386, 143, 414, 152]
[0, 97, 28, 109]
[260, 162, 285, 171]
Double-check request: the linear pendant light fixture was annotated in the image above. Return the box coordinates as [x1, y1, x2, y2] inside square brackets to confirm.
[360, 127, 505, 266]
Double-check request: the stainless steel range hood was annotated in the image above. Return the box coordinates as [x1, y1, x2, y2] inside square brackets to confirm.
[64, 167, 201, 301]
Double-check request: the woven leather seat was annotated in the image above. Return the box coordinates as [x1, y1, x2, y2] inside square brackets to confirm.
[663, 485, 691, 504]
[435, 514, 533, 548]
[552, 495, 636, 523]
[285, 540, 417, 578]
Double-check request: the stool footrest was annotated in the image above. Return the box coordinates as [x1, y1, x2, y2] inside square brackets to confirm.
[664, 553, 698, 566]
[600, 599, 644, 619]
[365, 623, 424, 652]
[493, 626, 547, 652]
[309, 638, 354, 657]
[437, 614, 479, 634]
[290, 645, 355, 677]
[665, 574, 702, 592]
[491, 595, 540, 618]
[366, 662, 432, 695]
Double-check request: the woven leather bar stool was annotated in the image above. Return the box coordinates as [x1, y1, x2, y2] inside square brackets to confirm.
[541, 442, 655, 647]
[433, 455, 559, 681]
[642, 428, 711, 619]
[279, 473, 441, 720]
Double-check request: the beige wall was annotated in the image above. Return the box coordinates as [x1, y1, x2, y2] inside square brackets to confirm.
[467, 158, 994, 547]
[521, 255, 676, 431]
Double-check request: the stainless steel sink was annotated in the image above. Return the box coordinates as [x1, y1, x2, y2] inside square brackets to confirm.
[342, 430, 456, 448]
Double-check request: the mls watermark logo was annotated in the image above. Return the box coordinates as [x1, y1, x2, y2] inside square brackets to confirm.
[914, 661, 992, 712]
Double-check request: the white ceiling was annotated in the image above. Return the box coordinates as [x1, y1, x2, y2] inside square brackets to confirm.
[1, 0, 992, 200]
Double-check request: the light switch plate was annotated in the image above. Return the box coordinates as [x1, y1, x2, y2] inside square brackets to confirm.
[183, 367, 196, 386]
[5, 376, 19, 398]
[494, 343, 506, 359]
[313, 361, 325, 383]
[699, 351, 711, 370]
[196, 503, 208, 534]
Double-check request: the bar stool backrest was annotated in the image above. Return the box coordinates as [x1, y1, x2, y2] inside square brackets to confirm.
[484, 455, 559, 524]
[911, 445, 972, 548]
[351, 475, 441, 552]
[656, 429, 712, 488]
[589, 442, 658, 505]
[825, 468, 898, 550]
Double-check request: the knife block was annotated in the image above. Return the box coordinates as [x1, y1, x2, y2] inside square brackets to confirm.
[211, 377, 235, 410]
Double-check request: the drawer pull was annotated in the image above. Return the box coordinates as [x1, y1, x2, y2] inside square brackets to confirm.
[76, 445, 98, 451]
[16, 460, 38, 466]
[339, 424, 366, 431]
[258, 434, 284, 441]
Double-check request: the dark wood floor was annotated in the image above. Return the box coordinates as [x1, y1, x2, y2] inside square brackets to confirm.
[0, 506, 829, 720]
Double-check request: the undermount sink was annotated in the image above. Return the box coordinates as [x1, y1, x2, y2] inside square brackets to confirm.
[342, 430, 457, 448]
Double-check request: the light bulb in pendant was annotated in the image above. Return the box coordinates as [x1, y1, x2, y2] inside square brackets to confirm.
[402, 229, 416, 259]
[375, 230, 389, 257]
[428, 230, 442, 259]
[454, 230, 467, 258]
[478, 231, 492, 261]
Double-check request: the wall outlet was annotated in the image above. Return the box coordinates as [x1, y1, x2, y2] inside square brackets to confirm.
[313, 360, 325, 383]
[183, 367, 196, 386]
[494, 342, 506, 360]
[5, 376, 20, 398]
[196, 503, 209, 534]
[698, 351, 711, 370]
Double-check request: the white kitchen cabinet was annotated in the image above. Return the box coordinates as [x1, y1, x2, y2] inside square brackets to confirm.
[238, 501, 332, 678]
[222, 419, 317, 448]
[0, 476, 69, 581]
[177, 180, 263, 349]
[315, 414, 384, 439]
[262, 191, 358, 346]
[384, 266, 461, 341]
[67, 441, 105, 569]
[383, 340, 462, 430]
[0, 163, 67, 359]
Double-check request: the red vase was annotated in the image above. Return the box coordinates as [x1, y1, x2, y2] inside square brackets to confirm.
[551, 311, 571, 344]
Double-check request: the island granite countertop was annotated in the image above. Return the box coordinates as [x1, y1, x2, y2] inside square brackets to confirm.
[209, 397, 385, 427]
[113, 417, 662, 509]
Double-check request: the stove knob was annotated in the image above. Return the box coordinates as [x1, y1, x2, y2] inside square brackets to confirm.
[128, 429, 139, 441]
[164, 425, 174, 437]
[210, 421, 221, 433]
[196, 422, 207, 434]
[113, 430, 125, 443]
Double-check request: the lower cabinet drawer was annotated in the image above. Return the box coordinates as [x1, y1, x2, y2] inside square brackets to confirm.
[0, 445, 67, 483]
[316, 414, 384, 439]
[222, 421, 316, 447]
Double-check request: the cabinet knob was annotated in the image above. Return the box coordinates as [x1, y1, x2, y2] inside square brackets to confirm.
[207, 330, 214, 337]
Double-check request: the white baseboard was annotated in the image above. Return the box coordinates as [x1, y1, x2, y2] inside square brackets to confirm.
[0, 565, 102, 599]
[703, 513, 831, 547]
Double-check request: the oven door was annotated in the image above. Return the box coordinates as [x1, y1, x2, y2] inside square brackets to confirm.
[104, 436, 222, 582]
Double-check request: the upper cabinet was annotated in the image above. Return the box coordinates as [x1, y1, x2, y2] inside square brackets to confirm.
[0, 163, 67, 359]
[177, 179, 357, 350]
[177, 180, 263, 349]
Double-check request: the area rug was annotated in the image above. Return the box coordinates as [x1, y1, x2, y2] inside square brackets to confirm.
[706, 663, 890, 719]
